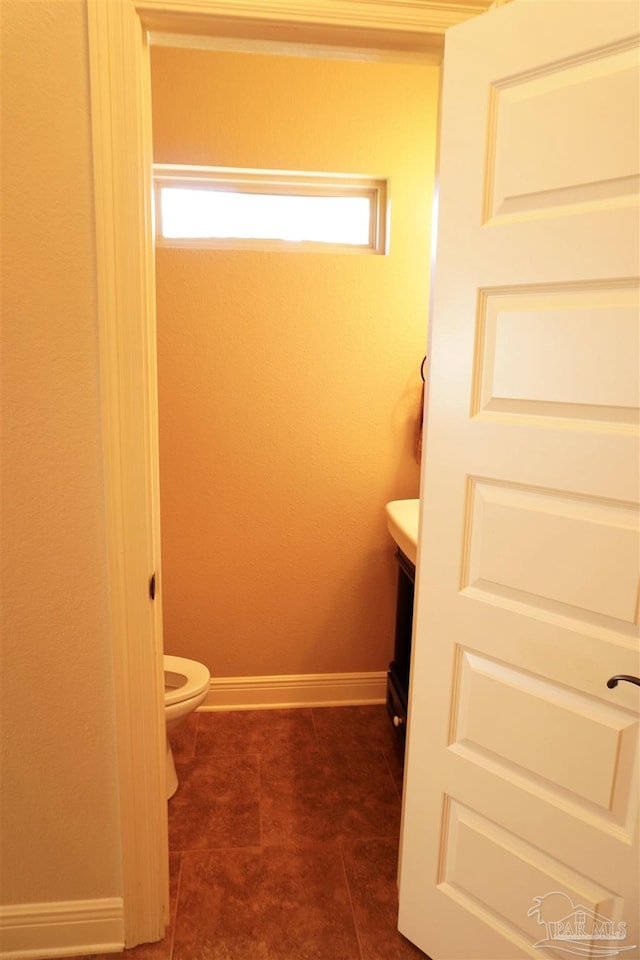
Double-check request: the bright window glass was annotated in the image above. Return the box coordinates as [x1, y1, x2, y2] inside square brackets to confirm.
[153, 166, 387, 253]
[159, 188, 371, 245]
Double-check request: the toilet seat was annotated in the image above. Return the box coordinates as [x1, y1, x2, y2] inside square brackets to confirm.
[164, 654, 210, 707]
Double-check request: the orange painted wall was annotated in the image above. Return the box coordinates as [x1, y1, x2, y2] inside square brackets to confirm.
[1, 0, 121, 906]
[151, 47, 439, 678]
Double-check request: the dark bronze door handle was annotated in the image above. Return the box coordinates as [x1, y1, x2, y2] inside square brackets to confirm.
[607, 675, 640, 689]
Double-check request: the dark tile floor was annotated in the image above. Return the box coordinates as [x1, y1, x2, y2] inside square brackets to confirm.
[77, 705, 427, 960]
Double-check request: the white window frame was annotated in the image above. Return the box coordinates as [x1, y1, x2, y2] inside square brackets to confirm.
[153, 163, 388, 253]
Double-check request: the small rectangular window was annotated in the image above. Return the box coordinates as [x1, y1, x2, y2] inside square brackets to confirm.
[153, 165, 388, 254]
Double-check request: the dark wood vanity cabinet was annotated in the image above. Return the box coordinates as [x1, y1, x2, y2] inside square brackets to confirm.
[386, 548, 415, 738]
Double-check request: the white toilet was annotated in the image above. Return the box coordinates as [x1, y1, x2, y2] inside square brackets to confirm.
[164, 654, 210, 799]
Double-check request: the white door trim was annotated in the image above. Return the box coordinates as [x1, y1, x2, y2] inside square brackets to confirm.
[87, 0, 490, 945]
[87, 0, 169, 946]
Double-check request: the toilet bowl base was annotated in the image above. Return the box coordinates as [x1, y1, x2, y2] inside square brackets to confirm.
[166, 740, 179, 799]
[163, 654, 210, 800]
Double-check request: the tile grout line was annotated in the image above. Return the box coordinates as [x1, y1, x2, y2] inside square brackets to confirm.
[167, 852, 183, 960]
[192, 710, 200, 756]
[257, 750, 264, 848]
[338, 839, 366, 960]
[382, 745, 404, 802]
[309, 707, 322, 749]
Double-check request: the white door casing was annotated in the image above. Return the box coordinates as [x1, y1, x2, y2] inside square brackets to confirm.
[399, 3, 640, 959]
[87, 0, 169, 946]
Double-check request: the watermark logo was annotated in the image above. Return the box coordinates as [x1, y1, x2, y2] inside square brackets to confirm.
[528, 892, 636, 957]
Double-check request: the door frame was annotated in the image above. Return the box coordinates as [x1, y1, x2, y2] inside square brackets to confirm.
[87, 0, 492, 945]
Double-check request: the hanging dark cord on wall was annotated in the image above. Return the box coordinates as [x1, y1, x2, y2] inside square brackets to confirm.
[416, 356, 426, 464]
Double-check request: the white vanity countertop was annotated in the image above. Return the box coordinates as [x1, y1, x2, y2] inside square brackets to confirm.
[385, 499, 420, 566]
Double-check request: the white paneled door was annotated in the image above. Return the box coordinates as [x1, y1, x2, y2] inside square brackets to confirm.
[398, 2, 640, 958]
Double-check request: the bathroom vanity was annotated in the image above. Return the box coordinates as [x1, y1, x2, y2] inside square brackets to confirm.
[386, 547, 415, 736]
[384, 499, 419, 739]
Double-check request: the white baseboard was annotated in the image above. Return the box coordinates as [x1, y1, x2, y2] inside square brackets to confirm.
[0, 898, 124, 959]
[201, 671, 387, 711]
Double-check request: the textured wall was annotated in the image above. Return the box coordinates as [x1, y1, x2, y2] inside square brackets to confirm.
[0, 0, 121, 904]
[152, 48, 439, 678]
